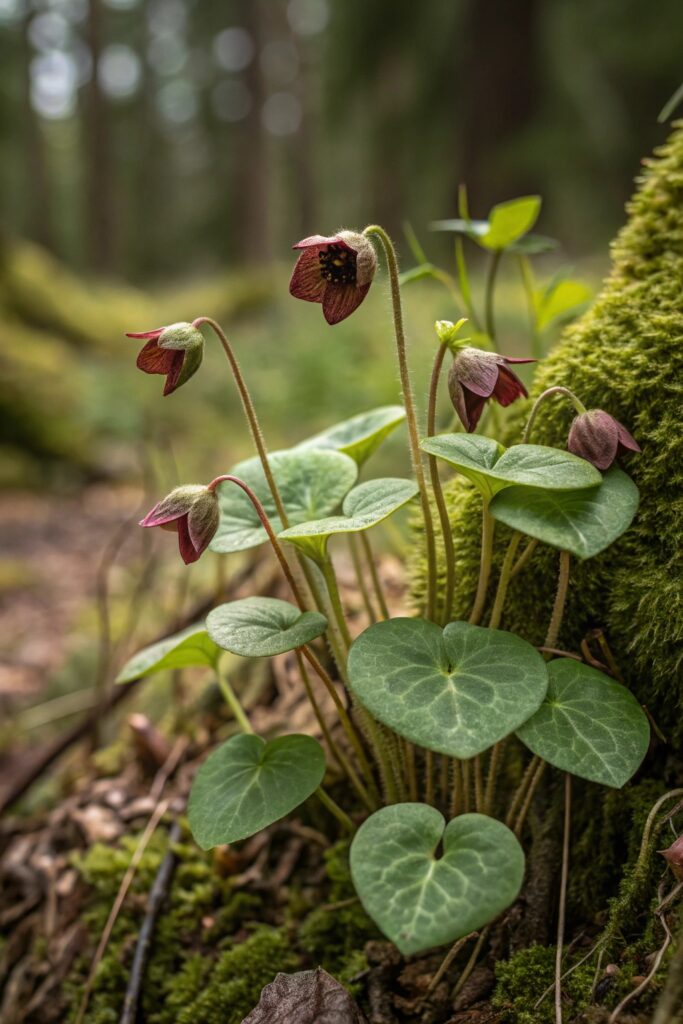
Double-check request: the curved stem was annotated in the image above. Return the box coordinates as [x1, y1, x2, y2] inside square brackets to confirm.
[510, 537, 538, 579]
[555, 773, 572, 1024]
[484, 250, 502, 341]
[522, 386, 587, 444]
[514, 758, 546, 837]
[315, 786, 354, 832]
[360, 533, 389, 620]
[468, 501, 494, 626]
[321, 554, 352, 649]
[545, 551, 571, 651]
[483, 738, 506, 816]
[427, 341, 457, 624]
[488, 531, 523, 630]
[455, 237, 482, 331]
[363, 224, 439, 621]
[216, 661, 253, 734]
[348, 534, 376, 623]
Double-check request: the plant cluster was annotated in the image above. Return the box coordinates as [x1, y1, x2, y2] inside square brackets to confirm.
[117, 199, 647, 971]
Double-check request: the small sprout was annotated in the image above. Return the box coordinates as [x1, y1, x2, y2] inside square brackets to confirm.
[140, 483, 220, 564]
[126, 321, 204, 395]
[435, 317, 469, 353]
[448, 346, 535, 432]
[659, 834, 683, 880]
[567, 409, 641, 470]
[289, 231, 377, 324]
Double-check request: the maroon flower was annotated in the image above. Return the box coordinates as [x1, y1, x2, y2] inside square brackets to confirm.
[289, 230, 377, 324]
[448, 347, 535, 432]
[127, 322, 204, 396]
[660, 835, 683, 881]
[567, 410, 641, 471]
[140, 485, 219, 564]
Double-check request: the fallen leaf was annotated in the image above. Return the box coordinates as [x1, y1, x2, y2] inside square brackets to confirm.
[241, 967, 367, 1024]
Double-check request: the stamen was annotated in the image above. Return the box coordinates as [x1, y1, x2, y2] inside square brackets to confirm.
[319, 243, 357, 287]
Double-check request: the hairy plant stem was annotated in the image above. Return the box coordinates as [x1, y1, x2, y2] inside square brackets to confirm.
[514, 757, 546, 837]
[468, 501, 494, 625]
[321, 554, 352, 649]
[461, 759, 471, 813]
[505, 755, 540, 828]
[405, 740, 418, 800]
[419, 931, 478, 1017]
[358, 711, 399, 804]
[216, 661, 254, 734]
[488, 531, 523, 630]
[425, 750, 435, 805]
[484, 250, 502, 341]
[315, 785, 354, 832]
[483, 739, 506, 816]
[427, 340, 457, 624]
[363, 224, 439, 621]
[348, 534, 377, 622]
[360, 532, 390, 619]
[522, 385, 587, 444]
[555, 773, 572, 1024]
[451, 926, 491, 1000]
[510, 537, 539, 578]
[545, 551, 571, 651]
[450, 760, 463, 818]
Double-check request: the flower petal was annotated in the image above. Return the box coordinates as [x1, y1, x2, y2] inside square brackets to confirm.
[463, 390, 488, 432]
[289, 247, 327, 303]
[322, 282, 370, 325]
[162, 351, 186, 396]
[126, 328, 165, 340]
[455, 351, 499, 398]
[292, 234, 344, 250]
[140, 499, 184, 529]
[177, 515, 200, 564]
[616, 421, 641, 455]
[493, 365, 528, 407]
[501, 356, 536, 365]
[568, 412, 619, 470]
[187, 497, 219, 556]
[136, 338, 178, 376]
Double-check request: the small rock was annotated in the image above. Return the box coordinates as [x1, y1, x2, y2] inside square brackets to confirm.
[71, 804, 122, 843]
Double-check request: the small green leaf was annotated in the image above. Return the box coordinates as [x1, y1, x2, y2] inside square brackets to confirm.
[188, 733, 326, 849]
[508, 233, 558, 255]
[430, 217, 489, 238]
[480, 196, 541, 251]
[348, 618, 548, 758]
[490, 468, 639, 559]
[535, 278, 592, 331]
[398, 263, 439, 286]
[350, 805, 524, 955]
[431, 218, 556, 255]
[211, 449, 358, 554]
[516, 659, 650, 787]
[297, 406, 406, 466]
[206, 597, 327, 657]
[115, 623, 219, 683]
[421, 434, 601, 500]
[279, 478, 418, 564]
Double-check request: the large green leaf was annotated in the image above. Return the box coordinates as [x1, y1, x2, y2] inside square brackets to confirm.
[421, 434, 601, 500]
[279, 478, 418, 564]
[350, 805, 524, 955]
[115, 623, 219, 683]
[211, 449, 358, 554]
[188, 733, 326, 849]
[297, 406, 406, 466]
[516, 659, 650, 787]
[347, 618, 547, 758]
[206, 597, 327, 657]
[490, 467, 639, 559]
[480, 196, 541, 250]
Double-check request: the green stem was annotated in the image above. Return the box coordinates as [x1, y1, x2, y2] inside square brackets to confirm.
[488, 531, 523, 630]
[518, 255, 542, 360]
[360, 532, 390, 620]
[427, 341, 457, 624]
[425, 750, 435, 805]
[455, 237, 482, 331]
[545, 551, 571, 651]
[216, 662, 254, 734]
[348, 534, 377, 623]
[321, 555, 352, 649]
[358, 711, 398, 804]
[522, 386, 587, 444]
[483, 739, 506, 816]
[315, 785, 354, 832]
[484, 250, 502, 342]
[363, 224, 439, 622]
[510, 537, 538, 579]
[555, 773, 572, 1024]
[468, 501, 494, 626]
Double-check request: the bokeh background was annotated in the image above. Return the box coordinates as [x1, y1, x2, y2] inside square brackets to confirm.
[1, 0, 681, 746]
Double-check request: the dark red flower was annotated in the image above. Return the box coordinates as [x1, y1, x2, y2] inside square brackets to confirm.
[660, 834, 683, 880]
[289, 230, 377, 324]
[140, 485, 219, 564]
[448, 347, 535, 432]
[567, 410, 640, 471]
[127, 322, 204, 396]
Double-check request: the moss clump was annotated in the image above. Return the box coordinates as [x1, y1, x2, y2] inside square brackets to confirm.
[492, 944, 595, 1023]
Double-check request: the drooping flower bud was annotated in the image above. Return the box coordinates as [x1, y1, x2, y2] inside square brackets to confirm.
[567, 410, 641, 471]
[126, 322, 204, 396]
[448, 347, 535, 432]
[140, 484, 219, 564]
[660, 834, 683, 880]
[289, 230, 377, 324]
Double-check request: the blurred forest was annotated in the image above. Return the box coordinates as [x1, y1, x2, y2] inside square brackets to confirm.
[1, 0, 682, 278]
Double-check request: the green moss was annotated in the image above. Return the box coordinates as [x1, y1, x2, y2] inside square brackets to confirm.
[492, 944, 595, 1023]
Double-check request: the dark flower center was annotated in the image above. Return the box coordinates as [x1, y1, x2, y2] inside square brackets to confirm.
[319, 244, 357, 287]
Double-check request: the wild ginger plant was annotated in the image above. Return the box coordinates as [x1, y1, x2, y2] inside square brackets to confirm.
[117, 200, 646, 970]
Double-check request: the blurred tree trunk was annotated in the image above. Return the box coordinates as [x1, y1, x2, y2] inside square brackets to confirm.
[19, 10, 54, 253]
[235, 0, 270, 263]
[84, 0, 116, 273]
[458, 0, 540, 206]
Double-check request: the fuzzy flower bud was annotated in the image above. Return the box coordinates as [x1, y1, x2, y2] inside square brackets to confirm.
[448, 346, 535, 432]
[140, 484, 219, 564]
[289, 230, 377, 324]
[126, 322, 204, 396]
[567, 410, 641, 471]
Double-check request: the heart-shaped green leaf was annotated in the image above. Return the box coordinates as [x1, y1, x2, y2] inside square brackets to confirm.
[516, 659, 650, 787]
[206, 597, 327, 657]
[480, 196, 541, 250]
[430, 219, 557, 255]
[279, 478, 418, 564]
[490, 467, 639, 559]
[421, 435, 601, 500]
[350, 805, 524, 955]
[348, 618, 548, 758]
[115, 623, 219, 683]
[211, 449, 358, 554]
[188, 733, 326, 849]
[297, 406, 406, 466]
